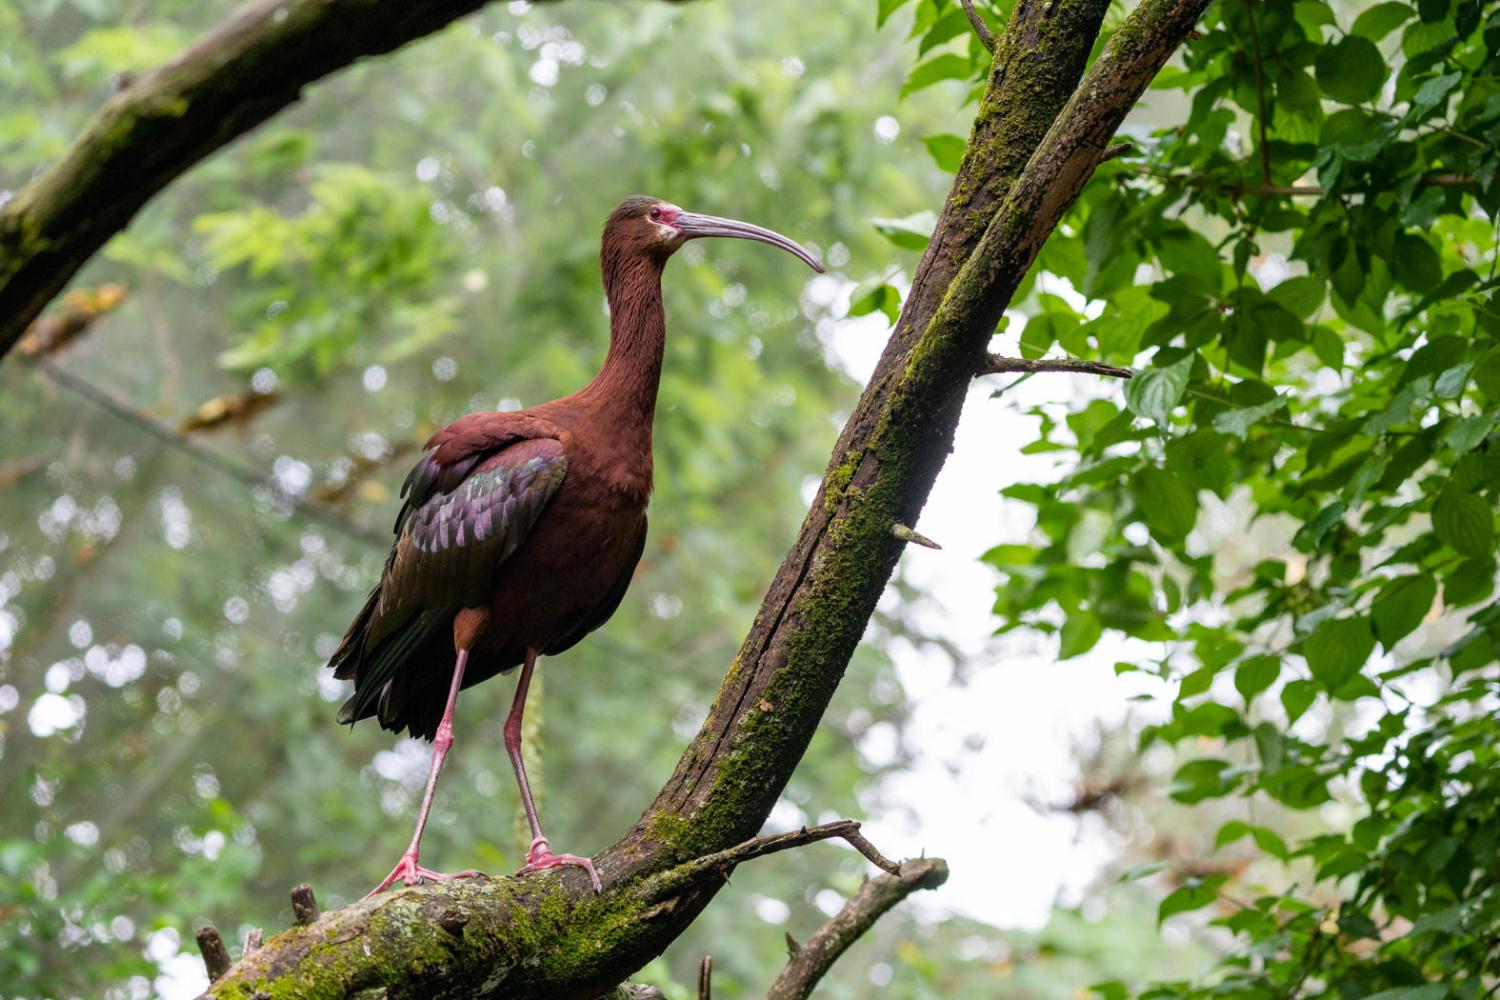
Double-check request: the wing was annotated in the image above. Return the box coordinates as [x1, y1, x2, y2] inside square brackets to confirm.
[329, 412, 567, 730]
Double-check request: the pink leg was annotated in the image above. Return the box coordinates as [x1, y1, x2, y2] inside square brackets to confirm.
[505, 649, 602, 893]
[366, 648, 485, 897]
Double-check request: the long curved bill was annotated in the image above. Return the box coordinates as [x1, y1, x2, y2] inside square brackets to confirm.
[675, 212, 825, 273]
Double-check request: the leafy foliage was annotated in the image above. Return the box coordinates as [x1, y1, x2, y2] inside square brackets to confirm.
[876, 0, 1500, 994]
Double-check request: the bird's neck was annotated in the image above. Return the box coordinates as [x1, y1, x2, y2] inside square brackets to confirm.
[578, 253, 667, 455]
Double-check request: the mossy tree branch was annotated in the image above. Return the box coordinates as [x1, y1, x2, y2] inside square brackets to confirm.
[202, 0, 1208, 994]
[0, 0, 682, 361]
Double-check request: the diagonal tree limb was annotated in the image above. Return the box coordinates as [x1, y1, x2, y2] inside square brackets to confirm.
[203, 0, 1207, 995]
[0, 0, 673, 361]
[763, 858, 949, 1000]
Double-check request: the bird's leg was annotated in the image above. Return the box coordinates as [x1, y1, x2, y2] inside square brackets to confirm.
[366, 647, 484, 897]
[505, 649, 602, 893]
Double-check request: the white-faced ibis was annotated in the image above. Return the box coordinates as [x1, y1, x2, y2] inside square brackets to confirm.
[329, 196, 823, 895]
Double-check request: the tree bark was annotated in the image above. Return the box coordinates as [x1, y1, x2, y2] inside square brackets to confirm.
[184, 0, 1210, 994]
[0, 0, 660, 360]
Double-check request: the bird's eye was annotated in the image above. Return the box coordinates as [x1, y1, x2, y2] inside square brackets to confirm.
[649, 208, 662, 220]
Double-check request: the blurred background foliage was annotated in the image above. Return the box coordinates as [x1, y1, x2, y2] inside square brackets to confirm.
[2, 0, 1498, 998]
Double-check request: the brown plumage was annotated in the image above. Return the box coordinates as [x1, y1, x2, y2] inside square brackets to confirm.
[328, 195, 823, 895]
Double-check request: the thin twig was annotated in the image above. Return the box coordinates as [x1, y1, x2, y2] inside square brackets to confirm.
[960, 0, 996, 53]
[979, 354, 1134, 379]
[1101, 141, 1133, 162]
[839, 827, 902, 875]
[699, 956, 713, 1000]
[196, 925, 232, 982]
[648, 820, 901, 902]
[890, 522, 941, 549]
[763, 858, 949, 1000]
[703, 820, 900, 875]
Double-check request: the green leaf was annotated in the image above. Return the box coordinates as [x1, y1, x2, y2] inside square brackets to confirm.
[1118, 861, 1168, 883]
[1410, 71, 1461, 115]
[1315, 36, 1387, 104]
[1331, 239, 1366, 304]
[1250, 824, 1289, 859]
[1211, 397, 1286, 440]
[871, 212, 936, 251]
[917, 7, 971, 55]
[1281, 679, 1317, 724]
[1158, 878, 1221, 922]
[1124, 353, 1193, 426]
[1214, 819, 1252, 849]
[1434, 362, 1473, 399]
[1304, 617, 1376, 691]
[1474, 352, 1500, 400]
[1444, 414, 1495, 455]
[1135, 468, 1198, 543]
[1178, 666, 1214, 699]
[1215, 819, 1288, 858]
[1269, 276, 1325, 318]
[1444, 555, 1495, 607]
[1371, 575, 1437, 649]
[1351, 1, 1414, 39]
[900, 53, 971, 98]
[1059, 611, 1103, 659]
[1234, 655, 1280, 700]
[1417, 0, 1449, 21]
[1433, 488, 1495, 556]
[848, 282, 902, 324]
[876, 0, 911, 27]
[1391, 234, 1443, 292]
[1312, 326, 1345, 369]
[1294, 501, 1346, 552]
[1170, 759, 1231, 803]
[921, 133, 965, 172]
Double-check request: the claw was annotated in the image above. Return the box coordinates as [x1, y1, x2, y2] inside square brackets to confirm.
[365, 851, 484, 898]
[516, 836, 602, 894]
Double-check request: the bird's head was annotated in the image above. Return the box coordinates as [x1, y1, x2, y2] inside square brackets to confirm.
[603, 195, 824, 273]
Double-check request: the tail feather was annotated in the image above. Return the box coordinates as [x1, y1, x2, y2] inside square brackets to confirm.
[330, 585, 381, 684]
[330, 583, 454, 737]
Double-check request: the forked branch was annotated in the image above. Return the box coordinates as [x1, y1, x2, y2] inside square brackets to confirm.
[764, 858, 949, 1000]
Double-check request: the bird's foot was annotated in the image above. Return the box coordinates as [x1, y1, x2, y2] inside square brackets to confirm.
[517, 836, 602, 894]
[365, 851, 484, 898]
